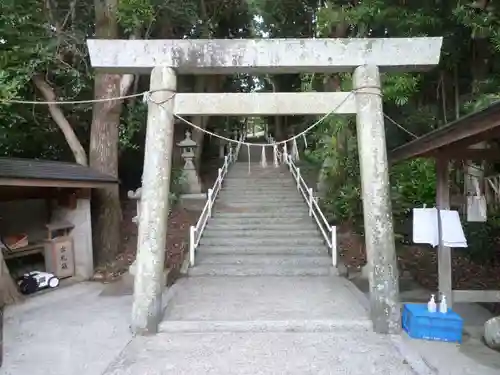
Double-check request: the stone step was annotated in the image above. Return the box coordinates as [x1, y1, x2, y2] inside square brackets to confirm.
[223, 180, 294, 185]
[217, 194, 303, 200]
[224, 179, 294, 184]
[216, 203, 308, 209]
[212, 211, 310, 219]
[226, 177, 292, 181]
[227, 169, 290, 174]
[220, 190, 300, 195]
[199, 236, 324, 247]
[214, 202, 306, 209]
[225, 172, 291, 176]
[217, 194, 302, 200]
[196, 254, 331, 267]
[206, 222, 317, 231]
[197, 245, 325, 256]
[188, 264, 333, 277]
[222, 181, 296, 186]
[159, 319, 371, 333]
[212, 210, 310, 217]
[162, 276, 368, 322]
[202, 228, 319, 238]
[225, 177, 293, 182]
[227, 168, 288, 172]
[218, 190, 301, 196]
[214, 205, 309, 212]
[223, 186, 297, 191]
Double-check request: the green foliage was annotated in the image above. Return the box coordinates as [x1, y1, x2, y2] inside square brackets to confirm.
[169, 167, 187, 205]
[463, 212, 500, 264]
[382, 74, 421, 107]
[119, 102, 147, 152]
[117, 0, 156, 32]
[0, 0, 93, 160]
[390, 159, 436, 217]
[321, 149, 363, 229]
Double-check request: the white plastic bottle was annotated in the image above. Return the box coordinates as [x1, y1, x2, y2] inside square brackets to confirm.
[427, 294, 437, 313]
[439, 295, 448, 314]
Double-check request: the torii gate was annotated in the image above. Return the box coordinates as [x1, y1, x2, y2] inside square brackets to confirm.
[87, 37, 443, 336]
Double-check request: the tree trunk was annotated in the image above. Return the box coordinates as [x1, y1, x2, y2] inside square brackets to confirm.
[0, 252, 23, 306]
[193, 75, 222, 167]
[265, 76, 284, 141]
[191, 76, 208, 168]
[32, 76, 87, 165]
[90, 0, 123, 264]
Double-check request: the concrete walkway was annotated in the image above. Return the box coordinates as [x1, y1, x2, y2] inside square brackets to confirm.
[3, 282, 134, 375]
[103, 275, 422, 375]
[4, 276, 499, 375]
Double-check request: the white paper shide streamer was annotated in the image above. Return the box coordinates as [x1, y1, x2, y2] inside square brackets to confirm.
[260, 146, 267, 168]
[291, 138, 300, 162]
[273, 144, 279, 167]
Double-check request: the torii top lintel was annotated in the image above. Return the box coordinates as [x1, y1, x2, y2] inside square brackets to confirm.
[86, 37, 443, 75]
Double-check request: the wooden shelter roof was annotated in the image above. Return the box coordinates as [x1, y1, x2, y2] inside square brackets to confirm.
[390, 101, 500, 163]
[0, 157, 118, 188]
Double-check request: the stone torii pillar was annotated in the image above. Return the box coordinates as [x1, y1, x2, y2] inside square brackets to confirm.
[87, 37, 443, 335]
[132, 66, 176, 335]
[353, 65, 400, 333]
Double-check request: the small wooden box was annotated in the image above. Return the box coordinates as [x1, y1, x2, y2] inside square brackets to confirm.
[44, 236, 75, 278]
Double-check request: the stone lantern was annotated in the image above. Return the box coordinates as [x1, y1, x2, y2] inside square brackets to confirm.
[177, 131, 202, 194]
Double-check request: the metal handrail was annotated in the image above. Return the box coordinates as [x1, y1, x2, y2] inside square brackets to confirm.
[283, 152, 338, 266]
[188, 135, 244, 266]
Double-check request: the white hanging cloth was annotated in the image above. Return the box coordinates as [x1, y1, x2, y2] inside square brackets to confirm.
[412, 207, 436, 246]
[440, 210, 468, 247]
[412, 207, 467, 248]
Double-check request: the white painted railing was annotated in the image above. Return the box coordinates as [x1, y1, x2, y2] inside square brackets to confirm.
[282, 152, 338, 266]
[189, 137, 244, 266]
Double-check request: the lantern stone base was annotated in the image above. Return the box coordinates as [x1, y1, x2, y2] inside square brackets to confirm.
[184, 169, 202, 194]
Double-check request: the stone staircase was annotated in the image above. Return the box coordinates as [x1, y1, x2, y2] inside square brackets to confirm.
[189, 161, 333, 277]
[148, 155, 421, 375]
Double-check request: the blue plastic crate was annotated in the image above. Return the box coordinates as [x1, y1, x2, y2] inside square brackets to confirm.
[402, 303, 463, 343]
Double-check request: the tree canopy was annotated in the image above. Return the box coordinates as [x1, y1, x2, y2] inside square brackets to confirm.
[2, 0, 500, 266]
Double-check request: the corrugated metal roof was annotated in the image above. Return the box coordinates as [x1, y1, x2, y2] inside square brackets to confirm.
[0, 157, 117, 183]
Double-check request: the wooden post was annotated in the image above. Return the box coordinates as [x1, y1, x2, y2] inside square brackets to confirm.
[131, 67, 176, 335]
[353, 65, 401, 334]
[436, 157, 452, 307]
